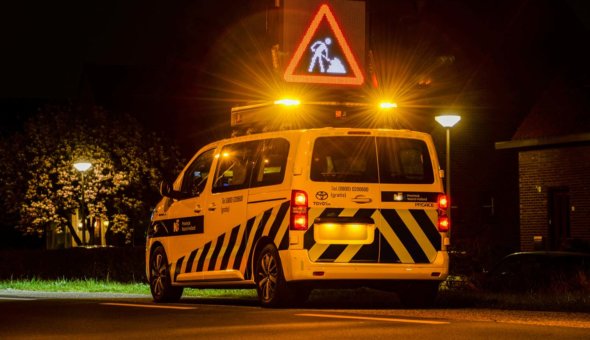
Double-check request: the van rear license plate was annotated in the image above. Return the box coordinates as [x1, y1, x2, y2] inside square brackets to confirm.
[314, 223, 375, 245]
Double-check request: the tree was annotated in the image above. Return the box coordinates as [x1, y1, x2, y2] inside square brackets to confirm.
[1, 104, 182, 247]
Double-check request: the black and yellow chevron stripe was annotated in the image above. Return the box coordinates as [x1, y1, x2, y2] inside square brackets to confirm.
[304, 207, 441, 264]
[174, 200, 290, 281]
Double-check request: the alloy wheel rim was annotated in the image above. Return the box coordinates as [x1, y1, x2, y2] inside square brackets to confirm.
[258, 252, 278, 302]
[151, 253, 166, 297]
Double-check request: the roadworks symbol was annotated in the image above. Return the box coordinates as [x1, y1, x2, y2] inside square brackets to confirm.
[308, 37, 346, 74]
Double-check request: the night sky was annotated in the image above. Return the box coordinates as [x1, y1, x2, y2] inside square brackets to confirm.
[1, 0, 589, 250]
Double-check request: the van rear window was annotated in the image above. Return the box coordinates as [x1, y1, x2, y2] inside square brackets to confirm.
[310, 136, 434, 184]
[377, 137, 434, 184]
[311, 136, 377, 183]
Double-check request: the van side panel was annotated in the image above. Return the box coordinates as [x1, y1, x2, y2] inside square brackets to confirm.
[167, 199, 291, 283]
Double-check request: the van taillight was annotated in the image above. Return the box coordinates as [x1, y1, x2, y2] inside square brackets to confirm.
[290, 190, 308, 230]
[437, 194, 450, 232]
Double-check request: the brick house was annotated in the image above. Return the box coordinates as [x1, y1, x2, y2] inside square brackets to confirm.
[496, 79, 590, 251]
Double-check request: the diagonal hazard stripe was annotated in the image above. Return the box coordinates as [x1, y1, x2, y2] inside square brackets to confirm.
[220, 225, 240, 270]
[377, 211, 413, 263]
[208, 233, 226, 271]
[381, 209, 428, 263]
[410, 209, 441, 250]
[308, 243, 329, 262]
[273, 202, 290, 248]
[174, 256, 184, 282]
[335, 244, 362, 262]
[185, 248, 198, 273]
[233, 217, 255, 271]
[318, 244, 347, 261]
[196, 242, 212, 272]
[397, 209, 437, 262]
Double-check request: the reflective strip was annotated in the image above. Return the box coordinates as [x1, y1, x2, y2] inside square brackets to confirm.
[304, 207, 440, 264]
[308, 243, 330, 262]
[377, 217, 414, 263]
[338, 208, 357, 217]
[397, 209, 437, 261]
[334, 244, 362, 262]
[208, 233, 225, 271]
[220, 225, 240, 270]
[274, 207, 290, 247]
[382, 209, 429, 263]
[170, 200, 291, 283]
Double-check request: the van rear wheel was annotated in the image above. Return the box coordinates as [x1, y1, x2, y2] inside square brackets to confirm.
[255, 244, 290, 307]
[149, 246, 183, 303]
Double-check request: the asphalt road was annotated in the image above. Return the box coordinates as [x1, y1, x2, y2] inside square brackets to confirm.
[1, 289, 590, 339]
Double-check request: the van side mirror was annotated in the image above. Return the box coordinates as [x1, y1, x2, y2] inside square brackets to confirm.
[159, 180, 173, 198]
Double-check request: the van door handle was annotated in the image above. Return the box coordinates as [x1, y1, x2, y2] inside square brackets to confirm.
[194, 204, 202, 213]
[351, 195, 372, 204]
[208, 203, 217, 211]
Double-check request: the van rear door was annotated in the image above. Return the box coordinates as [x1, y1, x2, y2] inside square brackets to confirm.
[376, 136, 442, 264]
[303, 132, 442, 265]
[305, 134, 382, 263]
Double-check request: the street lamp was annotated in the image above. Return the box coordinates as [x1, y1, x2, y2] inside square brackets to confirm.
[435, 114, 461, 223]
[74, 161, 92, 245]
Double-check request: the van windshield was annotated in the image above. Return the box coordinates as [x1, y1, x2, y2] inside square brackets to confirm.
[310, 136, 434, 184]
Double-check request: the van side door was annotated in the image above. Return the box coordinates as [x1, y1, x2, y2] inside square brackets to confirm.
[161, 147, 216, 278]
[203, 140, 259, 278]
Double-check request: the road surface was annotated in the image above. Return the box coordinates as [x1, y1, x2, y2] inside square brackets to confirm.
[1, 289, 589, 339]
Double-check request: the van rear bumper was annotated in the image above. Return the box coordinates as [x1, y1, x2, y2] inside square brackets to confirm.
[279, 249, 449, 282]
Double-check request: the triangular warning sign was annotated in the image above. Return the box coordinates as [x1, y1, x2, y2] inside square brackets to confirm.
[284, 4, 364, 85]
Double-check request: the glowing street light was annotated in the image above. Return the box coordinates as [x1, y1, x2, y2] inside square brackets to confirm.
[74, 161, 92, 245]
[435, 114, 461, 223]
[73, 162, 92, 172]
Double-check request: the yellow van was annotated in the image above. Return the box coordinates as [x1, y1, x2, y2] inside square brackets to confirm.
[146, 127, 449, 307]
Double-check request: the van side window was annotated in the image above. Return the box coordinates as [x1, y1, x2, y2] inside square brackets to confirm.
[310, 136, 378, 183]
[180, 148, 215, 198]
[213, 141, 258, 193]
[251, 138, 289, 188]
[377, 138, 434, 184]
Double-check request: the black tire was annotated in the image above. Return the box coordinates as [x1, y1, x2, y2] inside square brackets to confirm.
[397, 281, 440, 308]
[255, 243, 290, 308]
[149, 245, 183, 303]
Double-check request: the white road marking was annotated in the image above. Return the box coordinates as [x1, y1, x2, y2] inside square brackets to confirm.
[0, 296, 37, 301]
[100, 302, 197, 310]
[296, 313, 450, 325]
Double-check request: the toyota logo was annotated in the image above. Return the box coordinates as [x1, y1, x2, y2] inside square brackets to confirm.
[315, 191, 328, 200]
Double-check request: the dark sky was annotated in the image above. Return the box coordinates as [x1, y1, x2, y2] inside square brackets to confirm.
[1, 0, 588, 152]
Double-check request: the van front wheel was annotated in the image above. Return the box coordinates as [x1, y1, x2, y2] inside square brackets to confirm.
[149, 246, 183, 303]
[255, 244, 289, 307]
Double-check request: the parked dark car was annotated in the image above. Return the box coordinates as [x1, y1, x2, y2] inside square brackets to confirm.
[481, 251, 590, 293]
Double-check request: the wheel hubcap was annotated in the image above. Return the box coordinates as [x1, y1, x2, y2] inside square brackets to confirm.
[258, 252, 278, 302]
[151, 253, 167, 297]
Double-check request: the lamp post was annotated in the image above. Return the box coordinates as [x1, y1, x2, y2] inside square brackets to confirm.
[435, 115, 461, 222]
[74, 161, 92, 246]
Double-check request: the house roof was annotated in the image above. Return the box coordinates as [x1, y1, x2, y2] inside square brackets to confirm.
[495, 75, 590, 150]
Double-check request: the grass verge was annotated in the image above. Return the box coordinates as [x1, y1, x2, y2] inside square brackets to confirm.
[2, 279, 588, 311]
[0, 278, 257, 299]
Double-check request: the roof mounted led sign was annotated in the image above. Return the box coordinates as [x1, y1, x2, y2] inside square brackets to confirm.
[283, 4, 364, 86]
